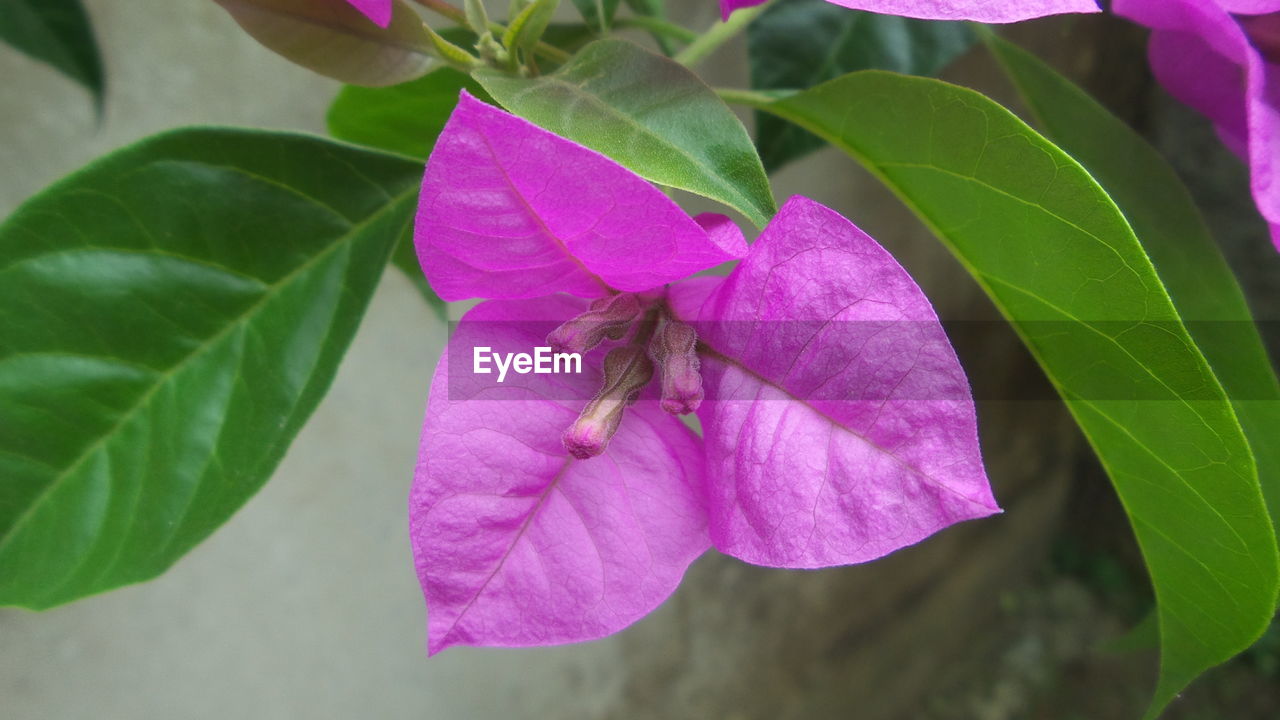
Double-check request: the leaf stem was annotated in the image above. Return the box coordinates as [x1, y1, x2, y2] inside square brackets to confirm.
[615, 16, 698, 44]
[714, 87, 780, 109]
[673, 1, 775, 68]
[409, 0, 570, 63]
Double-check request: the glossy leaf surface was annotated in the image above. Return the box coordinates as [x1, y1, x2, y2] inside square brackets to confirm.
[746, 70, 1280, 717]
[747, 0, 973, 170]
[0, 129, 422, 608]
[986, 35, 1280, 540]
[475, 39, 776, 228]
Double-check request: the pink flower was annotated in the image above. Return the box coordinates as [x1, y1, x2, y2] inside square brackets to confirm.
[346, 0, 392, 27]
[1114, 0, 1280, 251]
[720, 0, 1099, 22]
[409, 93, 999, 653]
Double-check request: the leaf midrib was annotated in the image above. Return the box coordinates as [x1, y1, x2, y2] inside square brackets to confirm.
[0, 176, 415, 559]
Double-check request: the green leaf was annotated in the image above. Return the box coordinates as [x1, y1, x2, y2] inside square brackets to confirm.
[328, 68, 486, 160]
[747, 72, 1280, 718]
[623, 0, 664, 15]
[747, 0, 973, 171]
[985, 35, 1280, 545]
[570, 0, 620, 32]
[0, 0, 103, 108]
[986, 39, 1280, 711]
[328, 68, 490, 317]
[214, 0, 435, 86]
[475, 38, 776, 228]
[0, 128, 422, 608]
[506, 0, 559, 54]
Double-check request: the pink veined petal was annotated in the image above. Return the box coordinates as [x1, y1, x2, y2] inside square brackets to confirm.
[721, 0, 1099, 23]
[692, 213, 749, 259]
[1116, 0, 1280, 250]
[1216, 1, 1280, 14]
[681, 195, 998, 569]
[346, 0, 392, 27]
[415, 93, 745, 302]
[1148, 29, 1251, 149]
[411, 296, 710, 653]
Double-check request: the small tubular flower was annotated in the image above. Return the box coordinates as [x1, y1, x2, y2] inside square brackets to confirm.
[547, 293, 643, 354]
[720, 0, 1099, 22]
[563, 346, 656, 459]
[410, 93, 998, 654]
[649, 317, 704, 415]
[1114, 0, 1280, 251]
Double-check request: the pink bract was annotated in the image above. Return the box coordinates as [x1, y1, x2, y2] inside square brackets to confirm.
[409, 94, 998, 653]
[346, 0, 392, 27]
[720, 0, 1099, 22]
[1114, 0, 1280, 251]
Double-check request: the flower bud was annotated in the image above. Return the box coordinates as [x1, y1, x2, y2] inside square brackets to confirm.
[649, 319, 703, 415]
[563, 347, 654, 460]
[547, 293, 642, 355]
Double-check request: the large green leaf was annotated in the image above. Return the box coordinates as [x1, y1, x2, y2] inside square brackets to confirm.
[214, 0, 434, 86]
[327, 68, 487, 318]
[747, 0, 972, 170]
[0, 0, 103, 107]
[327, 68, 485, 160]
[985, 35, 1280, 548]
[475, 38, 776, 228]
[0, 129, 422, 608]
[741, 72, 1279, 717]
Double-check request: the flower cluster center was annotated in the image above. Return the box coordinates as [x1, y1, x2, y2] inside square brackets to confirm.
[547, 293, 705, 459]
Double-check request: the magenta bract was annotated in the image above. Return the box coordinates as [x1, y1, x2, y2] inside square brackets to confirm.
[410, 94, 998, 653]
[720, 0, 1099, 22]
[346, 0, 392, 27]
[1114, 0, 1280, 251]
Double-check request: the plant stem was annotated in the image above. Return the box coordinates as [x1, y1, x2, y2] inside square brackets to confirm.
[714, 87, 781, 110]
[673, 1, 775, 68]
[409, 0, 571, 64]
[615, 16, 698, 44]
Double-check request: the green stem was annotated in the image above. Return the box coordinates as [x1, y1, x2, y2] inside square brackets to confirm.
[673, 1, 775, 68]
[714, 87, 779, 110]
[614, 16, 698, 44]
[409, 0, 571, 64]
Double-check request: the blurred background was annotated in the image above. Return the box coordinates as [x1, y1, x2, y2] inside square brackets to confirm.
[1, 1, 1277, 718]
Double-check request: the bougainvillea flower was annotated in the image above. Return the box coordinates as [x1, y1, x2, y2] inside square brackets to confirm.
[1113, 0, 1280, 251]
[347, 0, 392, 27]
[720, 0, 1099, 22]
[409, 92, 999, 653]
